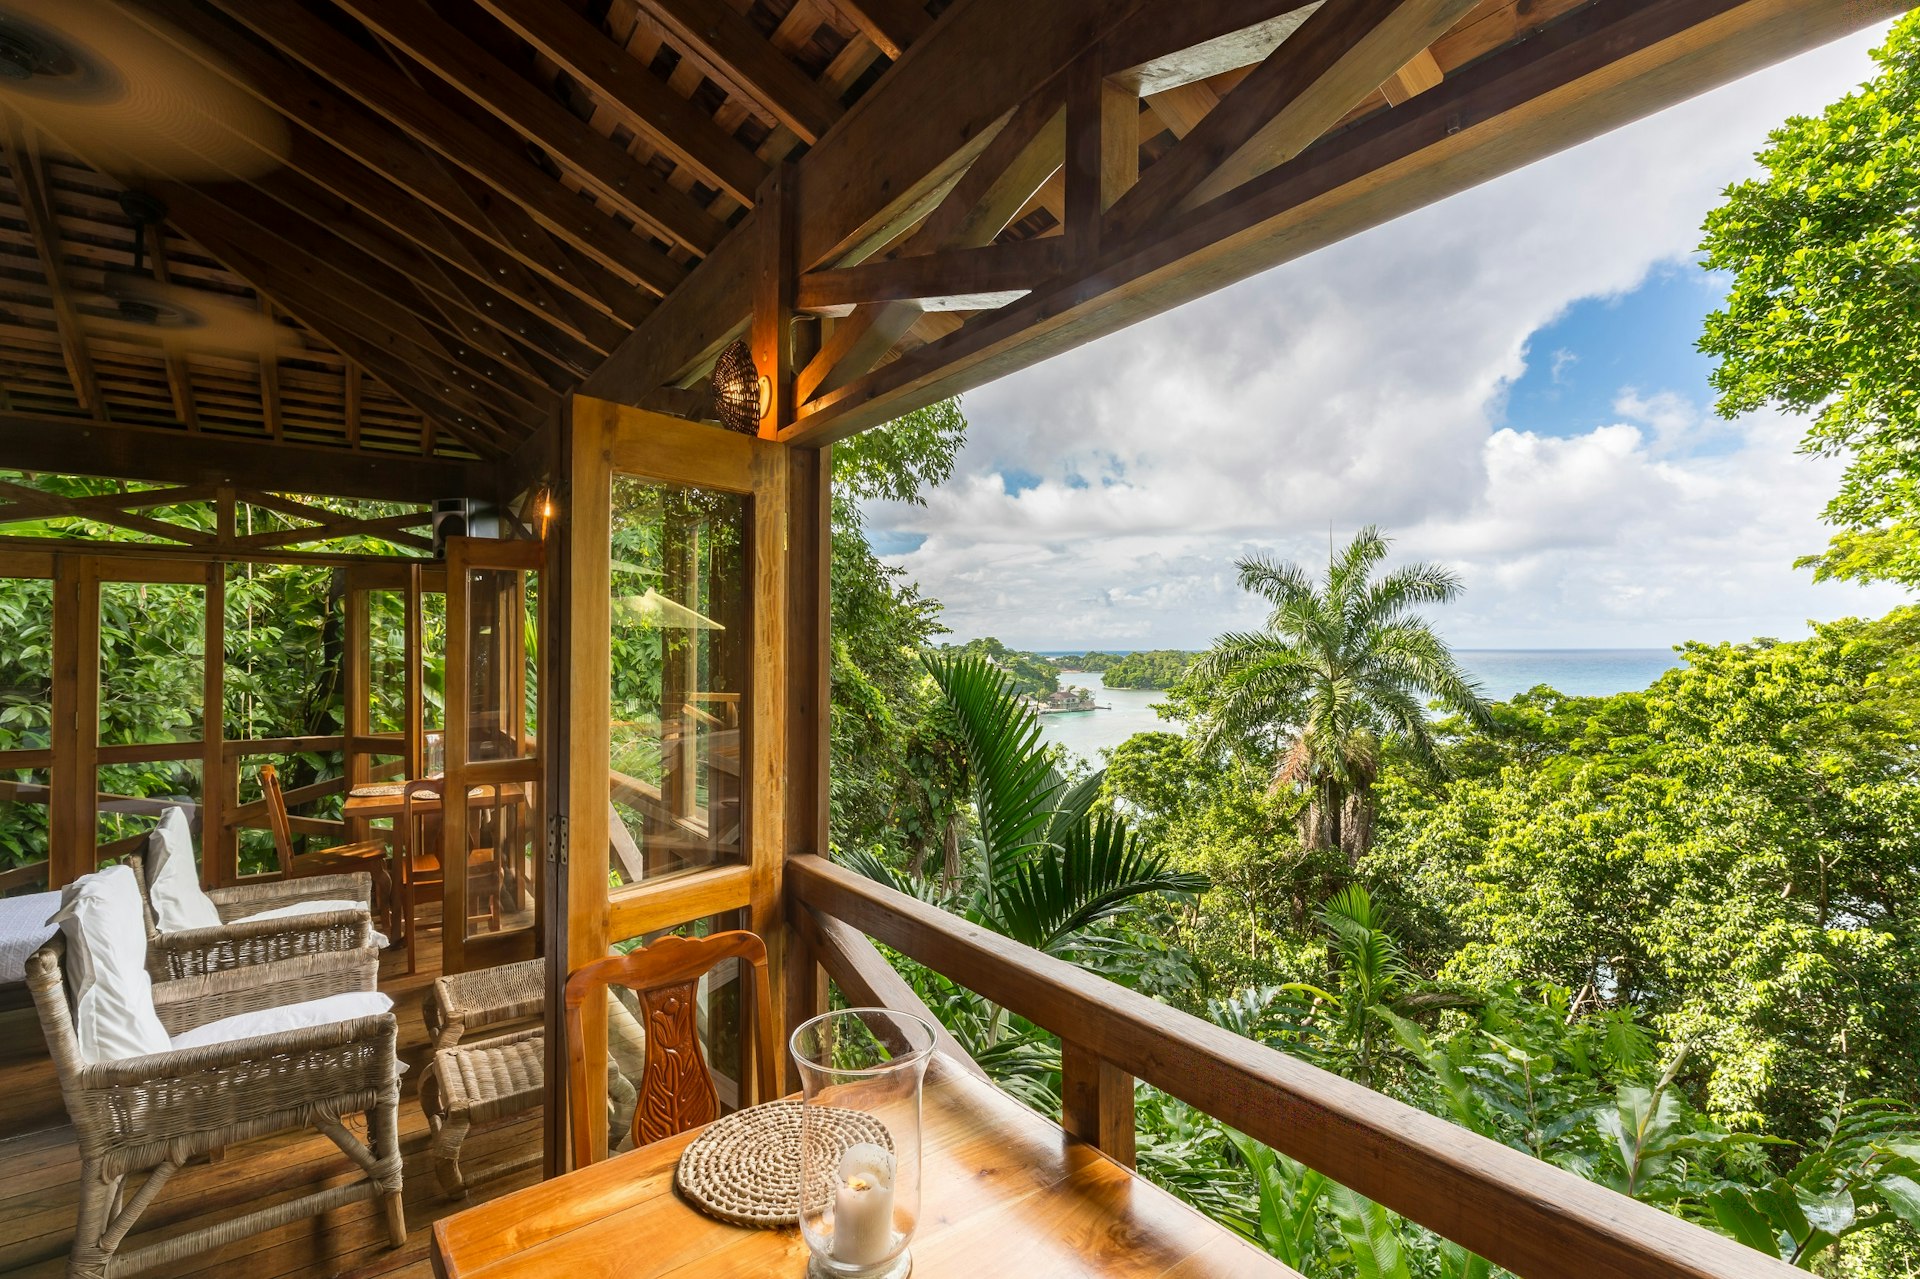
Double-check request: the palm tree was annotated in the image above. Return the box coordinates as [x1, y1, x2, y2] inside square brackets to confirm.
[1189, 526, 1487, 862]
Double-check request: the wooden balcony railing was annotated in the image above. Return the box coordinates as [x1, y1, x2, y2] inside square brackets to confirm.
[786, 854, 1795, 1279]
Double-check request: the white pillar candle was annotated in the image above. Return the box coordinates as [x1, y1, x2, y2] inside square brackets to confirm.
[831, 1142, 896, 1267]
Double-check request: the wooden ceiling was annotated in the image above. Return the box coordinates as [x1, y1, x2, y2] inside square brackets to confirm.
[0, 0, 1899, 502]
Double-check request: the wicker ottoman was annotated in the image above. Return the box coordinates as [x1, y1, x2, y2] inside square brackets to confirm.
[424, 956, 544, 1052]
[422, 1026, 544, 1197]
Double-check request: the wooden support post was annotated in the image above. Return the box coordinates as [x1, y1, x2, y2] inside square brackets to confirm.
[1065, 57, 1138, 260]
[782, 442, 831, 1082]
[753, 165, 797, 439]
[1061, 1038, 1137, 1167]
[47, 555, 83, 888]
[202, 562, 226, 887]
[565, 398, 614, 1164]
[72, 562, 101, 876]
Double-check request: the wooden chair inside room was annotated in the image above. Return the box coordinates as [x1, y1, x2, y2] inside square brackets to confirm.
[563, 931, 780, 1168]
[398, 778, 503, 975]
[262, 762, 395, 933]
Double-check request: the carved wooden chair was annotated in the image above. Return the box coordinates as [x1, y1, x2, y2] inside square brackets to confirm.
[397, 778, 503, 975]
[264, 763, 394, 933]
[562, 931, 780, 1168]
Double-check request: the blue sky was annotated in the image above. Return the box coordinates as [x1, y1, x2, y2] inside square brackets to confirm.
[1498, 264, 1725, 446]
[863, 25, 1910, 652]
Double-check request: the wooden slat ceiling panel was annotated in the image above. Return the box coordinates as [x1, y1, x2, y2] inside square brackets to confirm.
[0, 0, 929, 471]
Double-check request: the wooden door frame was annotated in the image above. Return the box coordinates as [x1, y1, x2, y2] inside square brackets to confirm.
[562, 394, 792, 1163]
[442, 534, 544, 975]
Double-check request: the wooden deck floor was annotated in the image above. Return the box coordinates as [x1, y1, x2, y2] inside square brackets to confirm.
[0, 937, 544, 1279]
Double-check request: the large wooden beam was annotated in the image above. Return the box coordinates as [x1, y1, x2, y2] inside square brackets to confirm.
[331, 0, 727, 256]
[1104, 0, 1479, 242]
[0, 414, 494, 502]
[783, 0, 1897, 444]
[470, 0, 768, 208]
[639, 0, 846, 144]
[793, 0, 1141, 273]
[583, 0, 1183, 406]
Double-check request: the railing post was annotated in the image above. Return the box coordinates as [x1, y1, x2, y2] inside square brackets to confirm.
[1060, 1038, 1134, 1168]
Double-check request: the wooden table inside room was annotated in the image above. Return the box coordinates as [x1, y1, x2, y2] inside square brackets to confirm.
[431, 1055, 1298, 1279]
[342, 781, 529, 823]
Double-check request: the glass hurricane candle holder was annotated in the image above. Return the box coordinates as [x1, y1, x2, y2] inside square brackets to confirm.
[791, 1008, 936, 1279]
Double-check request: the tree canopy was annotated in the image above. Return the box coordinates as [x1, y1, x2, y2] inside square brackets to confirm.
[1699, 14, 1920, 587]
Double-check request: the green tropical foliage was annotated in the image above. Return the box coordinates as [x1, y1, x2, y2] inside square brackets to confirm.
[1098, 649, 1200, 690]
[1698, 14, 1920, 587]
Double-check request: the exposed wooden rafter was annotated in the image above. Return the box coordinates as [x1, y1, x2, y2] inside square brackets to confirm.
[638, 0, 846, 144]
[123, 0, 680, 298]
[4, 120, 100, 416]
[143, 230, 199, 430]
[470, 0, 769, 208]
[1103, 0, 1480, 242]
[331, 0, 728, 257]
[821, 0, 934, 61]
[781, 0, 1902, 446]
[793, 81, 1066, 402]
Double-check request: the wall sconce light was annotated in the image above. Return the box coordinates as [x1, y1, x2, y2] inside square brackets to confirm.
[711, 338, 768, 434]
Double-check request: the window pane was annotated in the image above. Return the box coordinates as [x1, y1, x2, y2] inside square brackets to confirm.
[0, 578, 53, 751]
[100, 581, 203, 746]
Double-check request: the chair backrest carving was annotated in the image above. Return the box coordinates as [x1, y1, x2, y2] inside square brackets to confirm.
[562, 930, 780, 1167]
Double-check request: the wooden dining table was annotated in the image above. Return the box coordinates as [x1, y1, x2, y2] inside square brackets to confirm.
[431, 1055, 1301, 1279]
[341, 780, 527, 823]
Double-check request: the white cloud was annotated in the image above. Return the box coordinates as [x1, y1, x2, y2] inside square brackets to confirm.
[867, 25, 1910, 650]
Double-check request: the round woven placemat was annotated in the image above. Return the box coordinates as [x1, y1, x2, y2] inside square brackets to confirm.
[676, 1100, 893, 1229]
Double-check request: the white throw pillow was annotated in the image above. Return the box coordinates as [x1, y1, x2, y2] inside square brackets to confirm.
[147, 807, 222, 934]
[47, 866, 172, 1063]
[234, 900, 389, 949]
[170, 991, 394, 1051]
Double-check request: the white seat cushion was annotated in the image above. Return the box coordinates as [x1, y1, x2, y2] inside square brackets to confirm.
[170, 991, 394, 1052]
[234, 900, 389, 949]
[47, 866, 171, 1063]
[147, 807, 222, 933]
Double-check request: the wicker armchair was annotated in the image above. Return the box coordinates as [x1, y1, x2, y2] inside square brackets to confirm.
[130, 852, 377, 982]
[26, 936, 404, 1279]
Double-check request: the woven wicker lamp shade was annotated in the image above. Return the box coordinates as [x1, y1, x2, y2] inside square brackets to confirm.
[711, 338, 765, 435]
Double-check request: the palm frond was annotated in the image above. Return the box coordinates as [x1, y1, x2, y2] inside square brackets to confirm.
[987, 813, 1208, 954]
[924, 652, 1068, 883]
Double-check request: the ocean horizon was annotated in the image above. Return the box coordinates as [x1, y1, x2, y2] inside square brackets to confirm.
[1033, 650, 1683, 764]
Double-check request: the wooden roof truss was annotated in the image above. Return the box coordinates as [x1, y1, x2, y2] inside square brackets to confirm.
[0, 0, 1895, 502]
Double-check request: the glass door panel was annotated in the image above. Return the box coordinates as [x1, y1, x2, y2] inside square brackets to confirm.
[443, 538, 542, 973]
[607, 477, 749, 888]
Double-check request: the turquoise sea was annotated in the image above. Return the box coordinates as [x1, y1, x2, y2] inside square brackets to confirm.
[1034, 649, 1679, 766]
